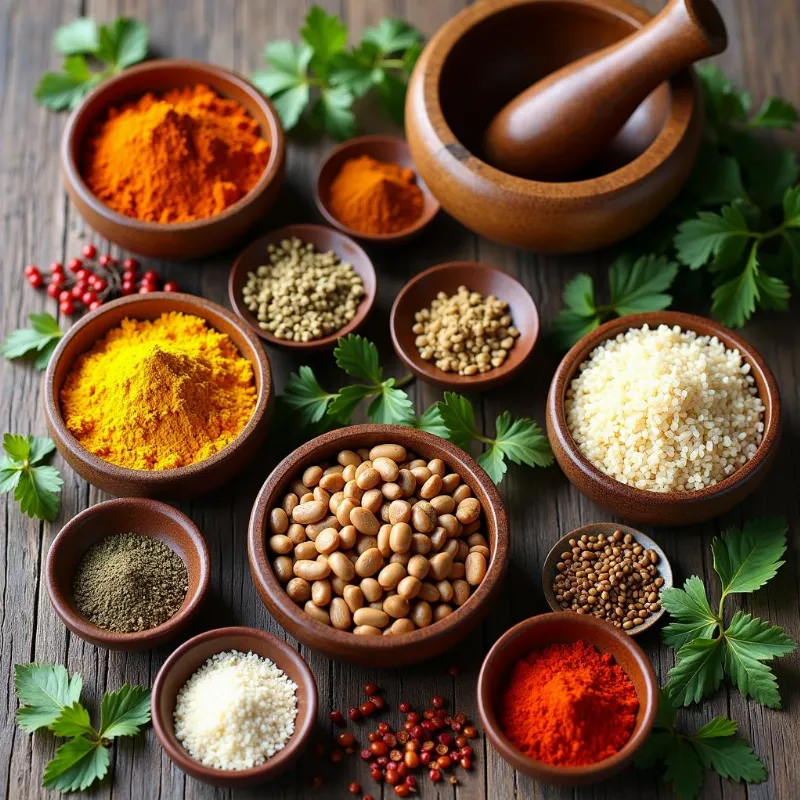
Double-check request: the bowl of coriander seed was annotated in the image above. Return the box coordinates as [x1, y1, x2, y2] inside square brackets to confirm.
[228, 224, 377, 352]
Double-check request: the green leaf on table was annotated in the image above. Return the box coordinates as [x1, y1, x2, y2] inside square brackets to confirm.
[550, 273, 600, 350]
[410, 404, 450, 438]
[34, 66, 94, 110]
[311, 85, 356, 140]
[666, 638, 724, 706]
[362, 18, 422, 54]
[724, 612, 795, 661]
[376, 71, 407, 126]
[609, 253, 678, 315]
[49, 702, 94, 739]
[42, 737, 109, 793]
[694, 716, 738, 739]
[15, 664, 83, 733]
[661, 576, 720, 649]
[99, 684, 151, 739]
[634, 731, 674, 769]
[711, 243, 759, 327]
[561, 273, 596, 316]
[698, 65, 751, 129]
[1, 434, 63, 522]
[280, 366, 338, 427]
[782, 185, 800, 227]
[54, 18, 99, 55]
[95, 18, 148, 69]
[301, 5, 348, 78]
[691, 734, 767, 783]
[327, 385, 373, 426]
[330, 43, 382, 97]
[675, 204, 752, 269]
[252, 41, 313, 130]
[748, 96, 799, 129]
[366, 379, 414, 425]
[686, 150, 748, 206]
[334, 334, 383, 384]
[1, 312, 63, 369]
[745, 146, 799, 210]
[486, 412, 553, 471]
[436, 392, 479, 451]
[664, 737, 706, 800]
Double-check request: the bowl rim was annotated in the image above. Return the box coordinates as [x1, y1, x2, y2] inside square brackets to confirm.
[389, 260, 539, 389]
[44, 291, 272, 485]
[417, 0, 699, 199]
[314, 134, 441, 242]
[247, 423, 509, 657]
[45, 498, 210, 647]
[227, 223, 378, 350]
[540, 522, 673, 636]
[61, 58, 286, 231]
[477, 611, 659, 778]
[150, 626, 318, 782]
[547, 310, 781, 504]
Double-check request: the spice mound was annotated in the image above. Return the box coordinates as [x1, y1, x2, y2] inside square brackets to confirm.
[242, 237, 365, 342]
[60, 312, 257, 471]
[565, 324, 765, 491]
[413, 286, 519, 375]
[499, 640, 638, 766]
[174, 650, 297, 770]
[82, 84, 270, 223]
[73, 533, 188, 633]
[328, 155, 424, 235]
[553, 528, 664, 631]
[268, 443, 489, 634]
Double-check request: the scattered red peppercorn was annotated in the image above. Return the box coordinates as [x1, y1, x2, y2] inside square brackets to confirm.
[24, 264, 39, 277]
[330, 749, 343, 764]
[348, 707, 361, 722]
[59, 298, 75, 315]
[98, 254, 114, 268]
[46, 283, 60, 298]
[404, 751, 419, 769]
[81, 290, 97, 306]
[384, 770, 400, 786]
[438, 733, 452, 747]
[432, 695, 444, 709]
[142, 270, 158, 282]
[398, 701, 411, 713]
[123, 257, 139, 271]
[429, 768, 442, 782]
[463, 726, 477, 739]
[162, 280, 179, 292]
[360, 701, 376, 716]
[336, 732, 356, 748]
[67, 258, 82, 273]
[75, 268, 90, 282]
[92, 277, 108, 291]
[405, 775, 418, 789]
[360, 748, 371, 761]
[420, 751, 431, 766]
[138, 285, 153, 294]
[58, 290, 71, 303]
[369, 769, 382, 783]
[369, 741, 388, 756]
[370, 695, 385, 710]
[27, 271, 44, 288]
[365, 796, 376, 800]
[348, 781, 361, 795]
[437, 755, 452, 769]
[88, 300, 101, 311]
[460, 757, 472, 770]
[329, 709, 344, 725]
[82, 244, 97, 259]
[393, 785, 410, 797]
[50, 261, 64, 274]
[364, 683, 379, 696]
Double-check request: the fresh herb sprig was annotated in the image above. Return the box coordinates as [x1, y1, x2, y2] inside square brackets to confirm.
[636, 688, 767, 800]
[1, 312, 63, 370]
[0, 434, 63, 522]
[277, 334, 552, 484]
[252, 6, 422, 138]
[35, 17, 149, 110]
[15, 663, 151, 792]
[662, 517, 796, 708]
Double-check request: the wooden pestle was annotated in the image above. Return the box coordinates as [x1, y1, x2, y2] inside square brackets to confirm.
[482, 0, 727, 180]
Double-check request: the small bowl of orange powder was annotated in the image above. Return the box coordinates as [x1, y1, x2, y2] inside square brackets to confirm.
[315, 135, 440, 244]
[61, 59, 286, 259]
[477, 612, 658, 786]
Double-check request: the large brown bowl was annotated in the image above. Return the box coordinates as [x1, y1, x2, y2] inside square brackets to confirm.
[546, 311, 781, 526]
[390, 261, 539, 391]
[477, 612, 658, 785]
[61, 59, 285, 259]
[248, 424, 509, 666]
[45, 498, 210, 650]
[151, 627, 317, 787]
[44, 292, 272, 498]
[228, 224, 377, 352]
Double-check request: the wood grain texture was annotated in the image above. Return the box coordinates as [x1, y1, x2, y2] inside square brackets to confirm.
[1, 0, 799, 798]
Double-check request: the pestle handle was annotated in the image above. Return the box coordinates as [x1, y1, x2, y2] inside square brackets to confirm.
[482, 0, 727, 181]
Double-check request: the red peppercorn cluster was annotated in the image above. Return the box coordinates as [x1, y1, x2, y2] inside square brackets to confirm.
[320, 684, 478, 796]
[23, 244, 179, 317]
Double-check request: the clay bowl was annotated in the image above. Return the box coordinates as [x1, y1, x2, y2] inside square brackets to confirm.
[405, 0, 703, 253]
[45, 498, 210, 650]
[541, 523, 673, 636]
[546, 311, 781, 526]
[477, 612, 658, 785]
[61, 59, 285, 259]
[314, 135, 440, 244]
[228, 224, 377, 352]
[390, 261, 539, 391]
[248, 424, 509, 666]
[44, 292, 272, 498]
[151, 627, 317, 787]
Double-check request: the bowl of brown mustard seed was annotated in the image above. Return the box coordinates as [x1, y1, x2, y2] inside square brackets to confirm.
[46, 498, 210, 650]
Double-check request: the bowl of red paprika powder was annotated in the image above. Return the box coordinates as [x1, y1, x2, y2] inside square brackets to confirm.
[477, 612, 658, 785]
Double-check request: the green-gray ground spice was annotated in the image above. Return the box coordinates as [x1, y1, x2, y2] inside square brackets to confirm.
[72, 532, 189, 632]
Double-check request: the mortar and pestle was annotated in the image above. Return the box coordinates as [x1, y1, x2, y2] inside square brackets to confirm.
[405, 0, 726, 253]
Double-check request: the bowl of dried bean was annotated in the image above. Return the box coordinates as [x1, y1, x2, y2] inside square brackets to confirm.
[541, 523, 673, 636]
[247, 424, 509, 666]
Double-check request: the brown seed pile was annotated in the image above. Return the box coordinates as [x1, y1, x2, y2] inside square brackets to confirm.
[267, 443, 490, 635]
[552, 529, 663, 631]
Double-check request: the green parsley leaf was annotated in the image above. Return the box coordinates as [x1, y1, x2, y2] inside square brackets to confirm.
[301, 6, 348, 79]
[334, 334, 383, 384]
[2, 434, 63, 521]
[49, 702, 94, 739]
[95, 18, 148, 70]
[99, 684, 151, 739]
[1, 312, 63, 369]
[664, 737, 706, 800]
[42, 737, 109, 793]
[666, 638, 724, 706]
[411, 405, 450, 438]
[362, 19, 422, 54]
[486, 412, 553, 471]
[367, 379, 415, 425]
[329, 43, 382, 97]
[698, 65, 751, 132]
[54, 18, 99, 55]
[376, 71, 408, 127]
[691, 734, 767, 783]
[725, 611, 796, 661]
[436, 393, 479, 451]
[686, 149, 748, 206]
[15, 664, 83, 733]
[634, 731, 674, 769]
[34, 66, 94, 110]
[661, 576, 720, 650]
[748, 96, 799, 129]
[675, 204, 752, 269]
[693, 716, 738, 739]
[744, 144, 799, 209]
[712, 517, 787, 597]
[711, 241, 759, 327]
[783, 185, 800, 227]
[609, 253, 678, 314]
[311, 85, 356, 140]
[561, 272, 596, 316]
[550, 310, 601, 351]
[327, 385, 373, 426]
[281, 366, 338, 427]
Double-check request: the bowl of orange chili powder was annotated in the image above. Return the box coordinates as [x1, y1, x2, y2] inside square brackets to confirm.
[61, 59, 286, 259]
[477, 612, 658, 786]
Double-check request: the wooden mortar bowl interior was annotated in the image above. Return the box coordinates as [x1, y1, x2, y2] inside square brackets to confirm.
[61, 59, 286, 259]
[248, 424, 509, 666]
[44, 292, 272, 499]
[405, 0, 703, 253]
[546, 311, 781, 526]
[45, 498, 210, 650]
[477, 612, 658, 785]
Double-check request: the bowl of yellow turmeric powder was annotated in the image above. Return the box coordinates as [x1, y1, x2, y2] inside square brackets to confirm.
[44, 292, 272, 498]
[61, 59, 286, 259]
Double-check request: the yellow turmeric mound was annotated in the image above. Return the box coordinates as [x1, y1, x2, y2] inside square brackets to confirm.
[61, 312, 257, 471]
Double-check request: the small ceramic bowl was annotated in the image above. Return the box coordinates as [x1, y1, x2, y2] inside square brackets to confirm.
[546, 311, 781, 526]
[314, 135, 440, 244]
[151, 627, 317, 787]
[477, 612, 658, 786]
[541, 522, 673, 636]
[390, 261, 539, 391]
[45, 498, 210, 650]
[228, 224, 377, 351]
[61, 59, 286, 259]
[248, 424, 509, 666]
[44, 292, 272, 498]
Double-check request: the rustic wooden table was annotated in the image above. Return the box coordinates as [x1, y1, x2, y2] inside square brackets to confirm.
[2, 1, 799, 798]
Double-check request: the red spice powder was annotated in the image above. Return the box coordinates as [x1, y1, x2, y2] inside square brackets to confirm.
[499, 640, 639, 766]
